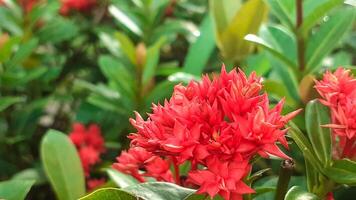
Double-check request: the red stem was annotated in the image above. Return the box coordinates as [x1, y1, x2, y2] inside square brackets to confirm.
[296, 0, 305, 72]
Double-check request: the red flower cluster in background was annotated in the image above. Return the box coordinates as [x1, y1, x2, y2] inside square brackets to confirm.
[69, 123, 106, 190]
[315, 68, 356, 159]
[0, 0, 39, 13]
[113, 66, 300, 200]
[60, 0, 96, 15]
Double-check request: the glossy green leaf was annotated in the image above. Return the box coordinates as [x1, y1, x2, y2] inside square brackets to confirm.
[0, 179, 34, 200]
[12, 168, 47, 185]
[306, 8, 355, 74]
[245, 52, 271, 76]
[285, 186, 320, 200]
[109, 5, 142, 36]
[168, 72, 200, 84]
[40, 130, 85, 200]
[345, 0, 356, 6]
[263, 80, 298, 107]
[266, 54, 301, 102]
[305, 158, 319, 193]
[264, 0, 294, 30]
[98, 55, 136, 100]
[142, 37, 166, 85]
[99, 32, 120, 57]
[0, 96, 25, 112]
[123, 182, 196, 200]
[79, 188, 136, 200]
[183, 15, 215, 76]
[305, 100, 332, 166]
[325, 159, 356, 184]
[215, 0, 268, 61]
[288, 122, 323, 172]
[115, 32, 136, 64]
[151, 19, 199, 43]
[259, 25, 297, 64]
[244, 34, 297, 73]
[107, 169, 139, 188]
[300, 0, 343, 36]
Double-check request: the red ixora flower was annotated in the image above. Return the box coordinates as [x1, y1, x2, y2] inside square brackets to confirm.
[115, 66, 300, 200]
[60, 0, 96, 15]
[69, 123, 106, 188]
[315, 67, 356, 159]
[113, 147, 174, 183]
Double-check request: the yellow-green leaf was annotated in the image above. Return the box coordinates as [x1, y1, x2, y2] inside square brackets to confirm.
[216, 0, 268, 62]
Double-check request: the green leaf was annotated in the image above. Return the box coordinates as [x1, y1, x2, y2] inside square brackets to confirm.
[0, 96, 25, 112]
[115, 32, 136, 65]
[0, 179, 34, 200]
[300, 0, 343, 36]
[109, 5, 142, 36]
[107, 169, 139, 188]
[6, 38, 38, 68]
[0, 7, 22, 35]
[266, 54, 301, 102]
[215, 0, 268, 61]
[142, 37, 166, 85]
[288, 122, 323, 172]
[40, 130, 85, 200]
[98, 55, 136, 100]
[285, 186, 320, 200]
[306, 8, 356, 74]
[245, 52, 271, 76]
[325, 159, 356, 184]
[345, 0, 356, 6]
[79, 188, 136, 200]
[245, 34, 297, 73]
[12, 168, 47, 185]
[38, 17, 79, 44]
[305, 100, 332, 166]
[209, 0, 242, 36]
[144, 80, 177, 110]
[264, 0, 295, 30]
[305, 158, 319, 193]
[151, 19, 199, 43]
[183, 15, 215, 76]
[184, 194, 224, 200]
[168, 72, 200, 84]
[0, 36, 21, 63]
[263, 80, 298, 107]
[122, 182, 196, 200]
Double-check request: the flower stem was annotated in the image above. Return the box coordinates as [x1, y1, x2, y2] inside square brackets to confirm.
[275, 159, 295, 200]
[296, 0, 305, 72]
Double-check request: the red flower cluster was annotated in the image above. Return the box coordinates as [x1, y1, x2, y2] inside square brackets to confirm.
[18, 0, 38, 13]
[113, 147, 174, 183]
[315, 68, 356, 159]
[69, 123, 106, 190]
[0, 0, 39, 13]
[114, 66, 300, 199]
[60, 0, 96, 15]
